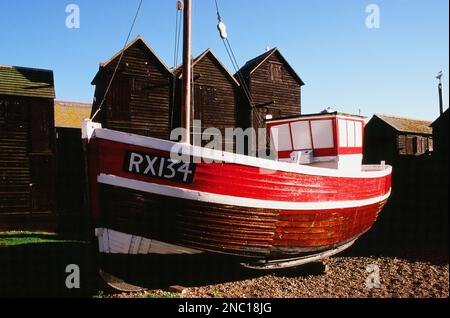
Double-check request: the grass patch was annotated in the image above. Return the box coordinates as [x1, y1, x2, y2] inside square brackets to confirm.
[144, 292, 181, 299]
[93, 290, 106, 298]
[0, 231, 85, 247]
[209, 287, 223, 298]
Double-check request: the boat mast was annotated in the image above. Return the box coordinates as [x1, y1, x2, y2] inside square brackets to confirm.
[181, 0, 192, 144]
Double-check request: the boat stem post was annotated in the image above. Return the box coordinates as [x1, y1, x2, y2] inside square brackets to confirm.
[181, 0, 192, 144]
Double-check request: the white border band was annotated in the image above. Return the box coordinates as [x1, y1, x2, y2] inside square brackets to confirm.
[98, 174, 391, 211]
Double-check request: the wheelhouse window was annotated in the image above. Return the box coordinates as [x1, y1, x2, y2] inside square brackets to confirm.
[338, 119, 363, 149]
[269, 114, 365, 159]
[270, 124, 292, 151]
[291, 121, 312, 150]
[310, 120, 334, 149]
[270, 119, 335, 153]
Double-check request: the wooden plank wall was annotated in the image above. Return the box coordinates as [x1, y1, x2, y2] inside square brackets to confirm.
[55, 127, 89, 238]
[173, 53, 238, 150]
[397, 134, 433, 156]
[248, 53, 301, 131]
[94, 41, 173, 140]
[0, 95, 56, 231]
[0, 97, 31, 215]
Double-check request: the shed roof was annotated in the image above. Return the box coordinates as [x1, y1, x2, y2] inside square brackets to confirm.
[92, 36, 173, 85]
[236, 48, 305, 86]
[54, 100, 92, 129]
[431, 108, 449, 128]
[174, 48, 240, 86]
[0, 65, 55, 99]
[374, 114, 433, 135]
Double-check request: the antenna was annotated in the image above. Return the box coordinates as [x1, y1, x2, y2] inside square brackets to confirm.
[436, 71, 445, 115]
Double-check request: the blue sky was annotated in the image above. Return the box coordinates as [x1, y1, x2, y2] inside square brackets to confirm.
[0, 0, 448, 121]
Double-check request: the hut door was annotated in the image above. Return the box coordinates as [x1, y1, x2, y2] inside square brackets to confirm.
[29, 102, 55, 214]
[194, 85, 218, 146]
[110, 77, 131, 121]
[30, 155, 55, 213]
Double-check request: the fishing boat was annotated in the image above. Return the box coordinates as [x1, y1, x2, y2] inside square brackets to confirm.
[83, 0, 392, 269]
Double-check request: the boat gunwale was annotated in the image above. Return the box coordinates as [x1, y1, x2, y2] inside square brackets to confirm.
[91, 126, 392, 179]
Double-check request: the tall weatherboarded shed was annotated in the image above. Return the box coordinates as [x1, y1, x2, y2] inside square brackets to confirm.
[173, 49, 240, 150]
[236, 48, 305, 135]
[91, 36, 174, 140]
[0, 65, 57, 231]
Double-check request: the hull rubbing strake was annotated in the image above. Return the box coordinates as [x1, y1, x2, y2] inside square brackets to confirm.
[241, 239, 356, 270]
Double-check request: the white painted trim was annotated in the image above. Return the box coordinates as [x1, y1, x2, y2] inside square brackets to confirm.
[82, 119, 102, 140]
[95, 228, 203, 255]
[92, 126, 392, 179]
[98, 174, 391, 211]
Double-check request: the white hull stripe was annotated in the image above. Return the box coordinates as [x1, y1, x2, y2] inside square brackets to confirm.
[93, 128, 392, 179]
[98, 174, 391, 211]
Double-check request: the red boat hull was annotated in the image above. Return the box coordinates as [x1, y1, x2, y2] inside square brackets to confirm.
[86, 128, 391, 259]
[98, 184, 387, 258]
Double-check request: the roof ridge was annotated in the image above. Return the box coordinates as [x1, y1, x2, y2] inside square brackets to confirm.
[240, 48, 277, 69]
[375, 113, 433, 123]
[55, 101, 93, 108]
[99, 36, 172, 74]
[55, 100, 92, 105]
[0, 64, 53, 73]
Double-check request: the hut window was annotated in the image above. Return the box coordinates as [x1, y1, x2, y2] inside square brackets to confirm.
[428, 137, 434, 152]
[406, 135, 414, 155]
[413, 136, 429, 155]
[269, 63, 283, 82]
[397, 135, 407, 155]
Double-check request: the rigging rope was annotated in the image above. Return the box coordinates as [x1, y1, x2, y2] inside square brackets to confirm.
[91, 0, 144, 120]
[213, 0, 265, 130]
[173, 2, 183, 69]
[171, 1, 184, 130]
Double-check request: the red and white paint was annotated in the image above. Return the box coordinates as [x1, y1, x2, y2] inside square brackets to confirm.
[82, 117, 392, 262]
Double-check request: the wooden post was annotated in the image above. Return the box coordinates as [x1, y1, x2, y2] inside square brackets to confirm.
[437, 72, 445, 115]
[438, 82, 444, 115]
[181, 0, 192, 144]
